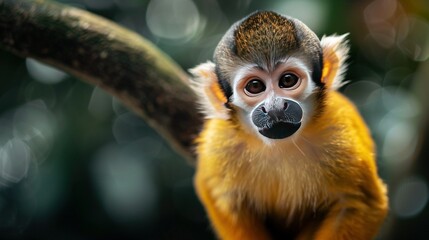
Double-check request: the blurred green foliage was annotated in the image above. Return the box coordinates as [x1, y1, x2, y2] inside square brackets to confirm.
[1, 0, 429, 239]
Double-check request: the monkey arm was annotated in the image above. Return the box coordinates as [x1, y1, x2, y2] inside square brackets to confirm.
[194, 174, 270, 240]
[312, 194, 387, 240]
[307, 168, 388, 240]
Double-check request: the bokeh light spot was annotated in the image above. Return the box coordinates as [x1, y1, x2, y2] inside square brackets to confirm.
[364, 0, 397, 24]
[13, 100, 56, 163]
[398, 16, 429, 61]
[0, 139, 32, 187]
[382, 121, 418, 165]
[343, 80, 381, 106]
[269, 0, 327, 32]
[26, 58, 67, 84]
[92, 144, 157, 223]
[146, 0, 200, 41]
[381, 87, 421, 118]
[393, 176, 428, 218]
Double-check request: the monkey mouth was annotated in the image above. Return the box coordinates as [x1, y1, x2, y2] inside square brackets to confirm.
[258, 121, 301, 139]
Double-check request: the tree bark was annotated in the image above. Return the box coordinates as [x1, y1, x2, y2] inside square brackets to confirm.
[0, 0, 203, 161]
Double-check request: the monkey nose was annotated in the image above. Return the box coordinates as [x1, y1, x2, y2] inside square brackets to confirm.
[267, 109, 282, 121]
[283, 101, 288, 110]
[263, 100, 288, 120]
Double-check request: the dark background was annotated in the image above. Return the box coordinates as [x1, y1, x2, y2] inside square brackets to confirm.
[1, 0, 429, 239]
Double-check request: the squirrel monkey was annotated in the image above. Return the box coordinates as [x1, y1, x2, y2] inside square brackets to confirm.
[189, 11, 388, 240]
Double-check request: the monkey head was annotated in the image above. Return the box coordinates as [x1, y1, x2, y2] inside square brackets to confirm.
[190, 11, 349, 141]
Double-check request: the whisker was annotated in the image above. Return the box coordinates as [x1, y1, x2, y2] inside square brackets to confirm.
[292, 138, 306, 157]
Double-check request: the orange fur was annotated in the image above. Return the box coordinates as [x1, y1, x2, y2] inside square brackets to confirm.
[194, 92, 388, 239]
[191, 13, 387, 239]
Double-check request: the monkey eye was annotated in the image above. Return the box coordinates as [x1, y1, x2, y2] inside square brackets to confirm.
[279, 73, 300, 89]
[244, 79, 266, 96]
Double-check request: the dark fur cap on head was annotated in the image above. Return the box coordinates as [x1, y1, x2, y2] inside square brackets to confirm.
[214, 11, 324, 100]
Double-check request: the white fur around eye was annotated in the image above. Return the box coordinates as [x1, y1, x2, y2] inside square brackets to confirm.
[279, 57, 317, 100]
[231, 64, 264, 111]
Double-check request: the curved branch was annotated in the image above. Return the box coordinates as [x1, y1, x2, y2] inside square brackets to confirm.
[0, 0, 203, 161]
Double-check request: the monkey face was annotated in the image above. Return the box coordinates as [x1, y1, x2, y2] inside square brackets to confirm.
[231, 56, 317, 140]
[209, 11, 324, 141]
[191, 11, 347, 142]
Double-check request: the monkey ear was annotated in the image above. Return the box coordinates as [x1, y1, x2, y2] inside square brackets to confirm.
[189, 61, 230, 119]
[320, 34, 349, 90]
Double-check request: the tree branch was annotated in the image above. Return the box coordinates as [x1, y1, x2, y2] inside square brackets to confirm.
[0, 0, 203, 161]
